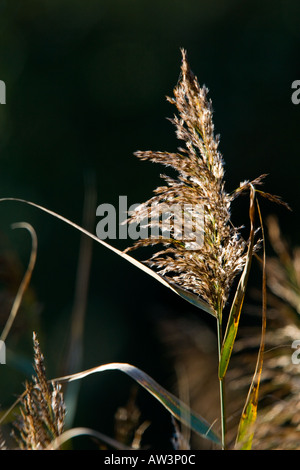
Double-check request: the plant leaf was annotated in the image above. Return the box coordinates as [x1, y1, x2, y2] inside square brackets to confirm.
[48, 427, 133, 450]
[52, 362, 221, 445]
[0, 222, 38, 343]
[235, 198, 267, 450]
[0, 198, 215, 317]
[219, 185, 256, 380]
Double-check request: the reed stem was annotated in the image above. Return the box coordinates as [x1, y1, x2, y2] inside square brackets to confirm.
[217, 312, 226, 450]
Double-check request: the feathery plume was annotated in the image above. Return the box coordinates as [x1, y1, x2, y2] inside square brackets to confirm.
[13, 332, 65, 450]
[126, 49, 247, 317]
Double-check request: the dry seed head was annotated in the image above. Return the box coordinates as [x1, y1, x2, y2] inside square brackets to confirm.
[13, 332, 65, 450]
[126, 49, 247, 316]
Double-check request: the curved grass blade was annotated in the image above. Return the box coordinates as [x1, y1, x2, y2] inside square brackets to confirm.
[219, 185, 256, 380]
[0, 198, 215, 317]
[0, 390, 26, 425]
[235, 198, 267, 450]
[52, 362, 221, 445]
[0, 222, 37, 342]
[48, 427, 133, 450]
[166, 281, 216, 316]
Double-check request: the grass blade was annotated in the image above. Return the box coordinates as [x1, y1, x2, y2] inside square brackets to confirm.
[52, 362, 221, 445]
[0, 222, 37, 343]
[48, 427, 133, 450]
[219, 185, 256, 380]
[235, 198, 267, 450]
[0, 197, 215, 317]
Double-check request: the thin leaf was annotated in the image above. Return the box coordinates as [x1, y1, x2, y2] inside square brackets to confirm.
[235, 198, 267, 450]
[0, 197, 215, 317]
[52, 362, 221, 445]
[0, 222, 37, 342]
[166, 280, 216, 316]
[0, 391, 26, 425]
[48, 427, 133, 450]
[219, 185, 256, 380]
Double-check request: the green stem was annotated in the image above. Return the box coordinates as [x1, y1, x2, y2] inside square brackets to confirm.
[217, 312, 226, 450]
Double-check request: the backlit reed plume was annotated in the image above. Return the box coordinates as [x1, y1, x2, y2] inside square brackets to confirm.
[126, 49, 247, 318]
[13, 332, 65, 450]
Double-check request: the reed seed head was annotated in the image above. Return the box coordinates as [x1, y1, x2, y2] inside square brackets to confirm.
[13, 332, 65, 450]
[126, 49, 248, 316]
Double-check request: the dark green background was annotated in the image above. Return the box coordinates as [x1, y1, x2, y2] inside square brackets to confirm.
[0, 0, 299, 449]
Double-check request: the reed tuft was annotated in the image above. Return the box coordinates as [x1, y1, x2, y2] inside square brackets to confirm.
[13, 332, 66, 450]
[126, 49, 248, 317]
